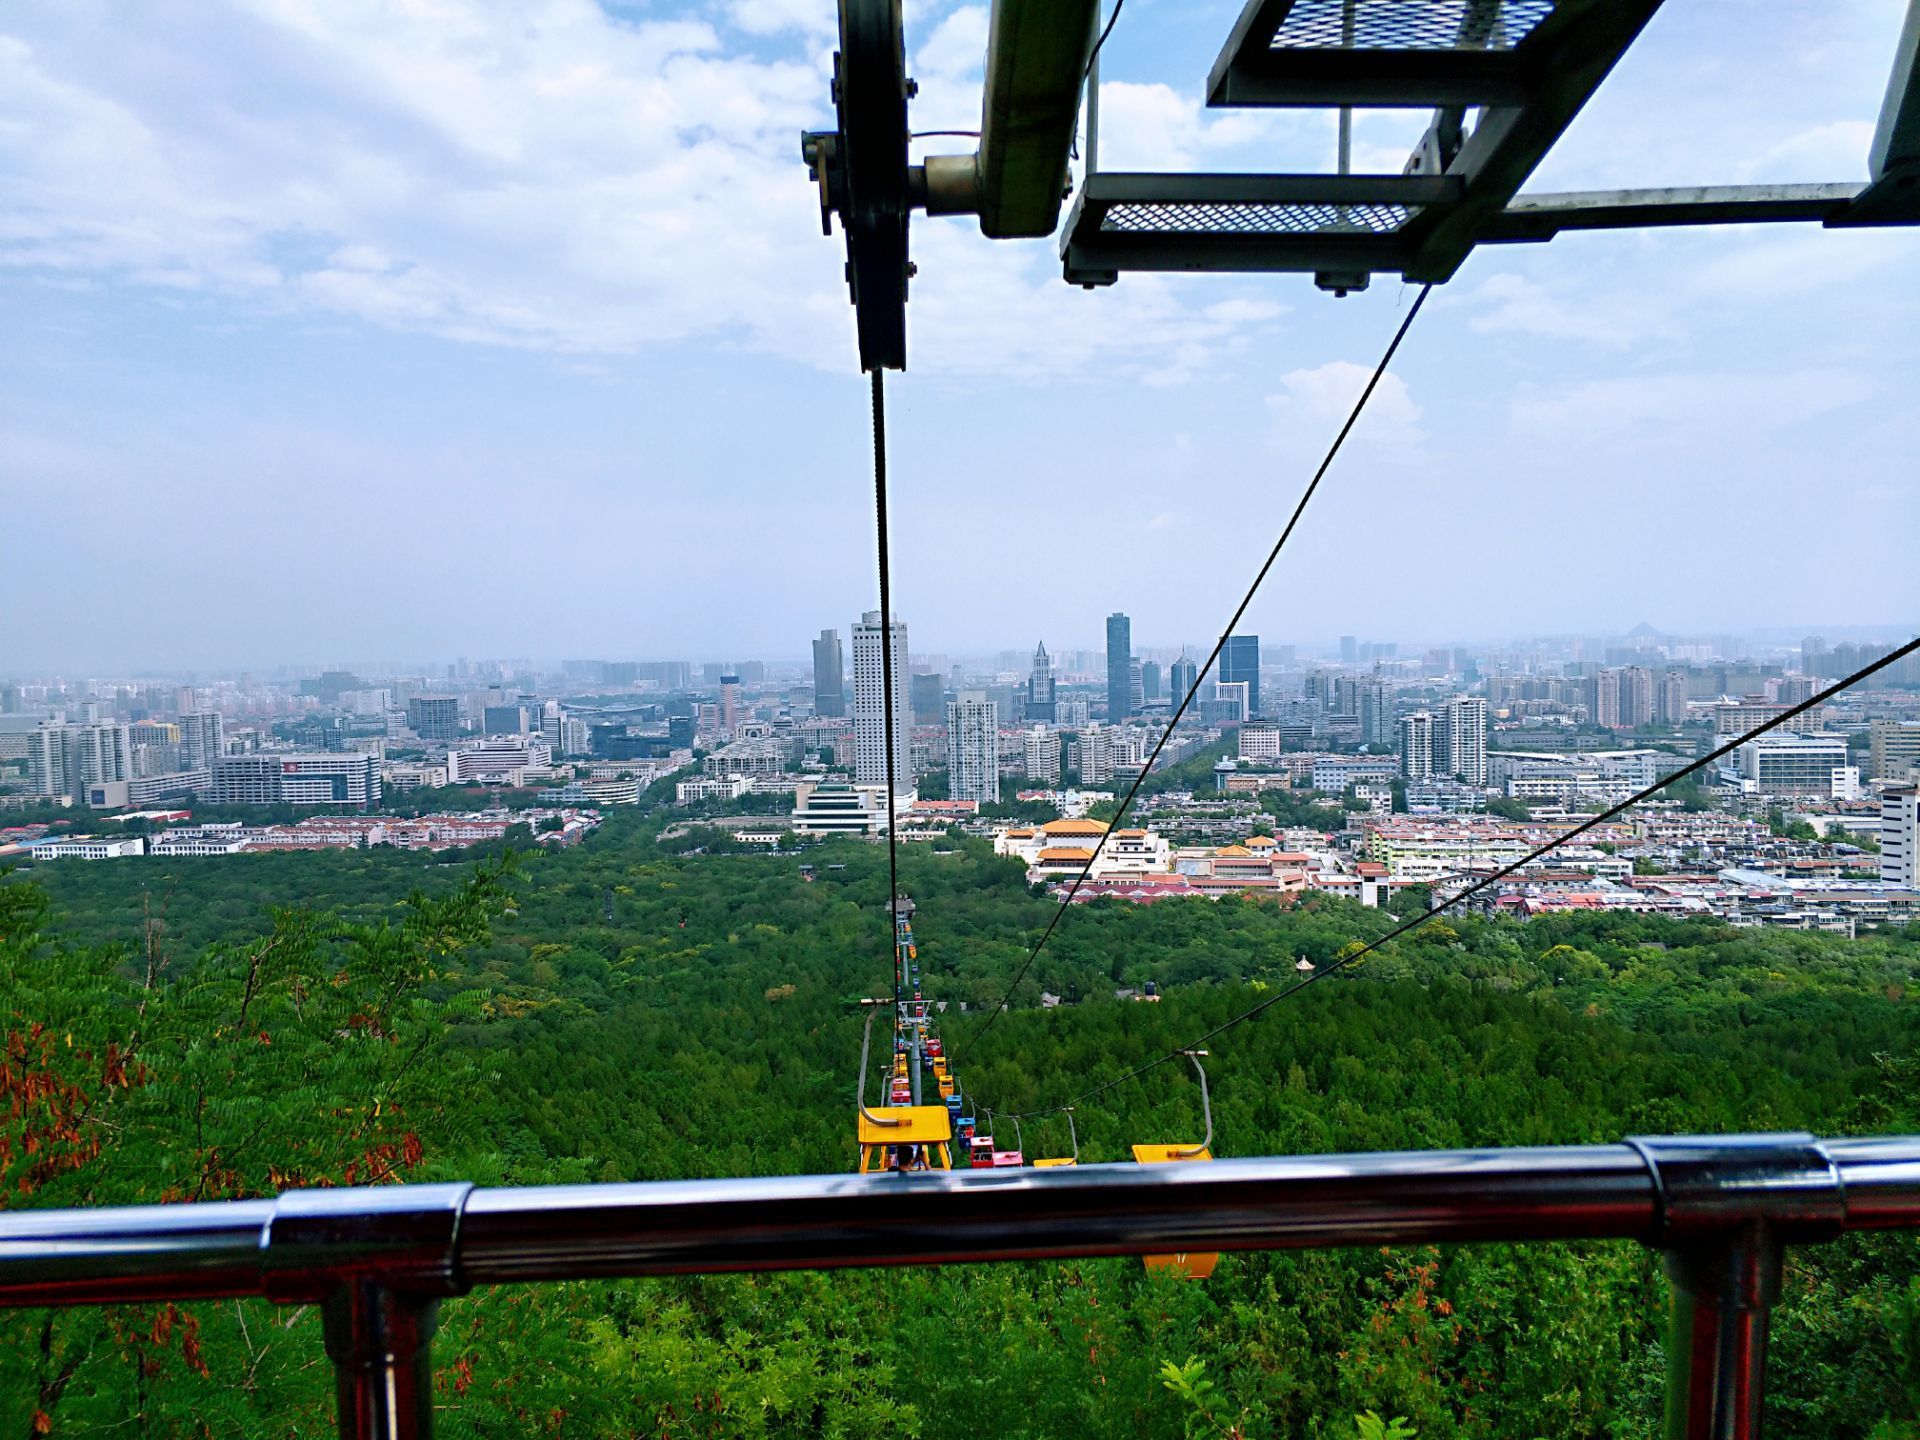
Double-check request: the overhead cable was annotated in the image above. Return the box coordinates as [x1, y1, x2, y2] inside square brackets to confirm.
[954, 284, 1436, 1061]
[871, 370, 903, 1000]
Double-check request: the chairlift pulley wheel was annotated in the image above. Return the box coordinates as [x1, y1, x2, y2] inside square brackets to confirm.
[804, 0, 912, 372]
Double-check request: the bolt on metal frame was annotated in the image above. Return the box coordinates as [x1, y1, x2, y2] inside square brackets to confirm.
[4, 1132, 1920, 1438]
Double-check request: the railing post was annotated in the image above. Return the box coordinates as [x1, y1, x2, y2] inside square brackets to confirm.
[322, 1279, 441, 1440]
[1660, 1223, 1783, 1440]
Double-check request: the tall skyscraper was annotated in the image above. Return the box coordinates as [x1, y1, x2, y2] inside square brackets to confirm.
[945, 693, 1000, 806]
[1399, 712, 1435, 780]
[1441, 696, 1489, 786]
[1882, 788, 1918, 889]
[720, 674, 742, 734]
[1170, 654, 1199, 707]
[1106, 613, 1132, 720]
[407, 696, 461, 741]
[910, 672, 946, 724]
[1141, 661, 1163, 705]
[1655, 669, 1689, 726]
[1026, 642, 1056, 721]
[812, 629, 845, 717]
[1220, 634, 1260, 718]
[29, 722, 131, 802]
[852, 610, 910, 787]
[1340, 635, 1358, 665]
[1619, 667, 1654, 728]
[1128, 658, 1145, 715]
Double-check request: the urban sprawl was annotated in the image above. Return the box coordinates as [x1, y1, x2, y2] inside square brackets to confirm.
[5, 619, 1917, 936]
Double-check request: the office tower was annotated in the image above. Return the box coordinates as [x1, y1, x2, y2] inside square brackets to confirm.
[1883, 788, 1918, 888]
[1619, 667, 1654, 727]
[1442, 696, 1489, 786]
[407, 696, 461, 742]
[1170, 654, 1199, 707]
[1358, 676, 1394, 750]
[1871, 721, 1920, 781]
[178, 711, 226, 772]
[29, 722, 132, 802]
[1141, 661, 1163, 705]
[1399, 712, 1435, 780]
[812, 629, 846, 717]
[853, 610, 911, 787]
[1220, 634, 1260, 718]
[1340, 635, 1358, 665]
[1023, 726, 1062, 783]
[945, 693, 1000, 806]
[1214, 681, 1250, 724]
[1106, 613, 1132, 719]
[482, 704, 529, 736]
[910, 672, 946, 724]
[1128, 658, 1145, 715]
[1026, 642, 1056, 721]
[720, 674, 742, 734]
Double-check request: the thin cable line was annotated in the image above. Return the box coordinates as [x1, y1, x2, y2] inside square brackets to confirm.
[984, 635, 1920, 1121]
[1085, 0, 1126, 81]
[954, 284, 1435, 1062]
[871, 369, 902, 1005]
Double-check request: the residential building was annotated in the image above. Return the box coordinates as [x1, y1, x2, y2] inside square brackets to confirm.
[407, 696, 461, 741]
[1656, 670, 1689, 726]
[29, 722, 132, 802]
[1441, 696, 1489, 786]
[1358, 676, 1394, 750]
[812, 629, 846, 717]
[1883, 787, 1918, 889]
[945, 693, 1000, 806]
[1106, 613, 1132, 719]
[852, 610, 911, 786]
[1870, 720, 1920, 781]
[1026, 642, 1056, 721]
[1023, 726, 1062, 783]
[1618, 667, 1655, 728]
[1400, 712, 1435, 781]
[1220, 634, 1260, 719]
[1078, 725, 1114, 784]
[1128, 658, 1145, 715]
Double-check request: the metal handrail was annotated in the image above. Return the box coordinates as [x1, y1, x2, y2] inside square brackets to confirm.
[3, 1133, 1918, 1439]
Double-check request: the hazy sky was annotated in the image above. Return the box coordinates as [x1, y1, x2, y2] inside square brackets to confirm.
[3, 0, 1917, 673]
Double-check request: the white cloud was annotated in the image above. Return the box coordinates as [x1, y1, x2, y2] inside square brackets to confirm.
[1462, 272, 1663, 348]
[0, 3, 1283, 378]
[1509, 367, 1874, 446]
[1266, 358, 1420, 429]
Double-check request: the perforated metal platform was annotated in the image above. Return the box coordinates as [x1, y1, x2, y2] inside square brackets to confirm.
[1266, 0, 1555, 54]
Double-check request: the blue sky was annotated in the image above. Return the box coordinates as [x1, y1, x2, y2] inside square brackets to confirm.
[2, 0, 1916, 673]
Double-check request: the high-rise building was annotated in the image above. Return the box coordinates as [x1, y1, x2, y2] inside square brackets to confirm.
[1026, 642, 1056, 721]
[1870, 721, 1920, 782]
[1128, 658, 1145, 715]
[1619, 667, 1654, 728]
[1220, 634, 1260, 719]
[1441, 696, 1489, 786]
[945, 693, 1000, 806]
[853, 610, 910, 787]
[1340, 635, 1358, 665]
[482, 704, 531, 736]
[1399, 712, 1435, 780]
[29, 722, 132, 802]
[407, 696, 461, 742]
[1141, 661, 1163, 705]
[1077, 724, 1113, 784]
[812, 629, 845, 717]
[1589, 670, 1622, 728]
[1358, 677, 1394, 750]
[178, 711, 226, 772]
[720, 674, 742, 734]
[1883, 787, 1918, 889]
[1106, 613, 1132, 719]
[1170, 654, 1199, 707]
[1023, 726, 1061, 783]
[1656, 670, 1689, 726]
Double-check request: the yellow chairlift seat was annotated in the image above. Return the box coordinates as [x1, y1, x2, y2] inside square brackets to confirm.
[1034, 1157, 1077, 1167]
[857, 1105, 954, 1174]
[1131, 1144, 1217, 1278]
[938, 1077, 956, 1099]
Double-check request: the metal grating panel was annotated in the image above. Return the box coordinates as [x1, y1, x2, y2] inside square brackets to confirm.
[1101, 200, 1417, 236]
[1271, 0, 1557, 52]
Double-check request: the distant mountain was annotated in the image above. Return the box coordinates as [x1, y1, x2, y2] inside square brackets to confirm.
[1625, 621, 1664, 639]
